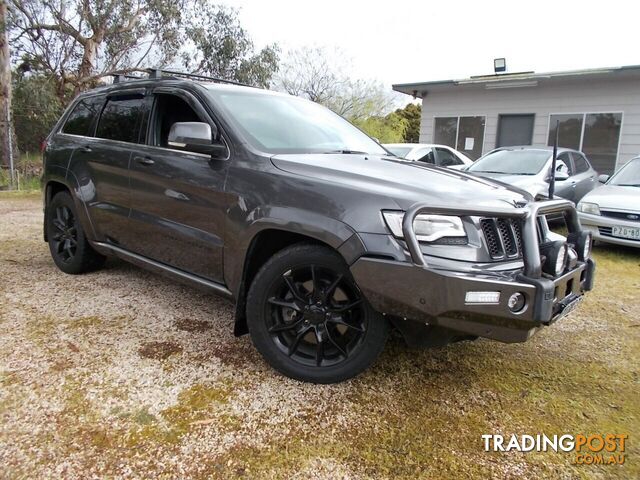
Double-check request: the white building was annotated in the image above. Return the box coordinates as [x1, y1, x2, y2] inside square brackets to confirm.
[393, 65, 640, 174]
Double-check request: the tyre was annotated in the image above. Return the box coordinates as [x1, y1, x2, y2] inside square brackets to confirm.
[246, 244, 388, 383]
[46, 191, 106, 274]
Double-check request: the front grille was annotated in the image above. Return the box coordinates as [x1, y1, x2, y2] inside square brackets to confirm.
[481, 218, 523, 259]
[601, 210, 640, 223]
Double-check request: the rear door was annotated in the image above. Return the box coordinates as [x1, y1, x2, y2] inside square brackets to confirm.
[127, 88, 229, 283]
[67, 92, 145, 244]
[570, 152, 598, 201]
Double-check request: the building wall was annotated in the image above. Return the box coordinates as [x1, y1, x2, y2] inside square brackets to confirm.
[418, 76, 640, 171]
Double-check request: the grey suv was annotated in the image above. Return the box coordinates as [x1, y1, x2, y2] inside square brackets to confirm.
[42, 71, 595, 383]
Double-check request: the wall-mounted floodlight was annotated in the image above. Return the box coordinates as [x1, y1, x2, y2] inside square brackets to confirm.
[494, 58, 506, 73]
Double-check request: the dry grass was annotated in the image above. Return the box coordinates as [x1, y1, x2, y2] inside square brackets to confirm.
[0, 192, 638, 479]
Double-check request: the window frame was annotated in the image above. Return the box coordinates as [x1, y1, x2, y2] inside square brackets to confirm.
[146, 87, 230, 160]
[546, 111, 624, 168]
[432, 115, 487, 160]
[94, 92, 147, 144]
[59, 95, 105, 138]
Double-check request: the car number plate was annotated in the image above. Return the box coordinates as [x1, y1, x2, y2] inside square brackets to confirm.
[612, 225, 640, 240]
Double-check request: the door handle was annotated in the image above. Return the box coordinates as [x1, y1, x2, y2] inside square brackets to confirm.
[135, 156, 155, 166]
[81, 145, 92, 153]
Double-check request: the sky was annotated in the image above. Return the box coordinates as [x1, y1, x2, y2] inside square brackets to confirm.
[220, 0, 639, 91]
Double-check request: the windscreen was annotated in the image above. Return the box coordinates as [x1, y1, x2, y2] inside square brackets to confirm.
[207, 88, 387, 155]
[385, 146, 413, 158]
[609, 158, 640, 186]
[467, 149, 550, 175]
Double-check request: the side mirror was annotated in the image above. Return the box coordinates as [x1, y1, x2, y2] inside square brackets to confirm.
[554, 169, 569, 181]
[598, 174, 609, 184]
[168, 122, 227, 158]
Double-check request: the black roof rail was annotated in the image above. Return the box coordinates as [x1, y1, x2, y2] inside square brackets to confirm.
[145, 68, 253, 87]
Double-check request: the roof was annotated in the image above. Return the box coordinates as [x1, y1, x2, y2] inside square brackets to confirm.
[393, 64, 640, 98]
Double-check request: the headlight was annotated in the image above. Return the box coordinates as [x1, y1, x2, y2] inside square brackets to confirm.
[568, 231, 592, 261]
[382, 211, 466, 242]
[578, 202, 600, 215]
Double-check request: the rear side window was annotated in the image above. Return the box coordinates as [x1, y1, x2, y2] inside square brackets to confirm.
[62, 97, 103, 136]
[96, 96, 144, 143]
[572, 152, 590, 173]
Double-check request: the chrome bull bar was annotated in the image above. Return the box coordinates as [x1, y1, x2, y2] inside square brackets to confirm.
[402, 199, 581, 278]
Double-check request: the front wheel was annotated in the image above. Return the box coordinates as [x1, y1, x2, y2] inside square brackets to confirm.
[246, 244, 388, 383]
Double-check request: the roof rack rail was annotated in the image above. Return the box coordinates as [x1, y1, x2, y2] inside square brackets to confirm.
[145, 68, 252, 87]
[111, 72, 146, 83]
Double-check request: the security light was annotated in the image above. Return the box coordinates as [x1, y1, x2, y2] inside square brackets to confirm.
[494, 58, 506, 73]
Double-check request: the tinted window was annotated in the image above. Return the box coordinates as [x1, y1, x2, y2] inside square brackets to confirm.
[582, 113, 622, 175]
[436, 147, 461, 166]
[62, 97, 103, 136]
[96, 96, 144, 143]
[571, 152, 590, 173]
[548, 114, 583, 150]
[433, 117, 457, 148]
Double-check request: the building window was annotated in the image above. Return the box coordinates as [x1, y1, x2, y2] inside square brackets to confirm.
[434, 116, 485, 160]
[548, 112, 622, 174]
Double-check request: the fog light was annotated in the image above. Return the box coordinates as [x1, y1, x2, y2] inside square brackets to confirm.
[541, 241, 568, 277]
[507, 292, 526, 313]
[568, 231, 592, 261]
[465, 291, 500, 304]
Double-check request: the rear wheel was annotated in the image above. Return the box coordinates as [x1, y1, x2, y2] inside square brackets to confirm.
[46, 191, 106, 274]
[247, 244, 388, 383]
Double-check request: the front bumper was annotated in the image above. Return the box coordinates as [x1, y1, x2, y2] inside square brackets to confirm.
[351, 199, 595, 344]
[579, 212, 640, 248]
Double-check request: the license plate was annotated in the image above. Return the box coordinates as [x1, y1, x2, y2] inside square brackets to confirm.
[556, 296, 583, 321]
[612, 225, 640, 240]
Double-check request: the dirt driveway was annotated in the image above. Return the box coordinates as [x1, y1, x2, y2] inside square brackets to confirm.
[1, 192, 638, 479]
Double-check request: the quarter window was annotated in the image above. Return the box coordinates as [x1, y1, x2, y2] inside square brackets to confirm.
[62, 97, 103, 136]
[96, 96, 144, 143]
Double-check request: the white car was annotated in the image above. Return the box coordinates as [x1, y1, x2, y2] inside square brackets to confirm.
[578, 156, 640, 248]
[383, 143, 473, 170]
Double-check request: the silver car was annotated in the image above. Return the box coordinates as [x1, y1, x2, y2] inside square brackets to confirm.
[466, 146, 599, 201]
[578, 157, 640, 248]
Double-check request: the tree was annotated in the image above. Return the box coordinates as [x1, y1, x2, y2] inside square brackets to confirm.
[394, 103, 421, 143]
[8, 1, 279, 100]
[0, 0, 18, 170]
[353, 112, 408, 144]
[276, 47, 396, 121]
[12, 73, 62, 153]
[182, 3, 279, 88]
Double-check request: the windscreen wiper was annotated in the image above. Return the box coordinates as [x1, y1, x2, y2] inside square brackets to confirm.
[324, 149, 369, 155]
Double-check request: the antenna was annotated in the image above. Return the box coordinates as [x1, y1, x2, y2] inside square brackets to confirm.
[549, 120, 559, 200]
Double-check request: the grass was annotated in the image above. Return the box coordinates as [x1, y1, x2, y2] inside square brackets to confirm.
[0, 195, 638, 479]
[0, 152, 42, 192]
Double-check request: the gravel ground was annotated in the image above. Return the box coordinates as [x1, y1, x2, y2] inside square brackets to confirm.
[0, 192, 638, 479]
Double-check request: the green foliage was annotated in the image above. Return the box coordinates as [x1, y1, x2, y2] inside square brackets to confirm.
[394, 103, 421, 143]
[12, 74, 63, 153]
[182, 3, 279, 88]
[353, 112, 408, 144]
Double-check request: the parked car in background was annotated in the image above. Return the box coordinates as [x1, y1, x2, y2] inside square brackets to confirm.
[383, 143, 472, 170]
[578, 156, 640, 248]
[465, 146, 599, 202]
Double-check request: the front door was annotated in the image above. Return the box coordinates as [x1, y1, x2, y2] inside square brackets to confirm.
[127, 90, 229, 283]
[496, 114, 535, 148]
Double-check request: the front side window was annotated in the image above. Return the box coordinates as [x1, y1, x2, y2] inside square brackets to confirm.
[468, 149, 550, 175]
[62, 97, 103, 136]
[412, 147, 435, 163]
[571, 152, 590, 173]
[436, 147, 461, 166]
[207, 88, 386, 155]
[96, 96, 144, 143]
[152, 94, 204, 148]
